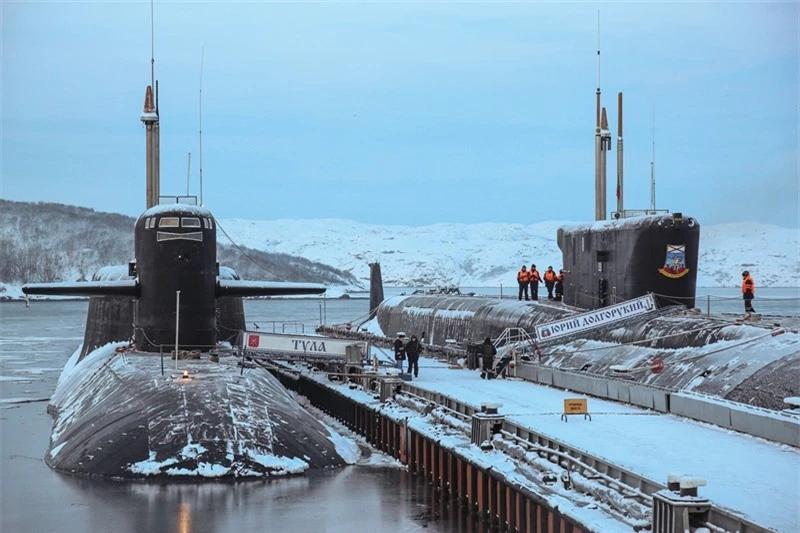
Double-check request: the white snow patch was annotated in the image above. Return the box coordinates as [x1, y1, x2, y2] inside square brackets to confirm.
[49, 442, 67, 459]
[247, 451, 309, 474]
[325, 427, 361, 464]
[128, 451, 179, 475]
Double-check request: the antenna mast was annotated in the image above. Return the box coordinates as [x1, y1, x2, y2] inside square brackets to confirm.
[186, 152, 192, 196]
[649, 103, 656, 212]
[150, 0, 155, 92]
[594, 11, 602, 221]
[594, 11, 610, 221]
[142, 0, 160, 209]
[199, 47, 204, 207]
[616, 92, 623, 216]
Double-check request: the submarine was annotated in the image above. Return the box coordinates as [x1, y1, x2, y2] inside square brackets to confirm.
[22, 84, 353, 479]
[372, 87, 799, 413]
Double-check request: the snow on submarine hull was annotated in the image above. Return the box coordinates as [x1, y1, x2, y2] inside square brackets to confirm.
[46, 343, 350, 478]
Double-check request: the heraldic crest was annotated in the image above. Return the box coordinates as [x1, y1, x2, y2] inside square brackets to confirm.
[658, 244, 689, 279]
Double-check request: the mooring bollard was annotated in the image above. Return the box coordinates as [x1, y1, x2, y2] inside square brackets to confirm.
[652, 475, 710, 533]
[379, 377, 403, 403]
[471, 402, 505, 448]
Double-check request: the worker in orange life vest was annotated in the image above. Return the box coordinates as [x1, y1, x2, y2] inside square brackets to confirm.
[741, 271, 755, 313]
[543, 266, 557, 300]
[517, 265, 530, 301]
[529, 264, 541, 301]
[554, 269, 565, 301]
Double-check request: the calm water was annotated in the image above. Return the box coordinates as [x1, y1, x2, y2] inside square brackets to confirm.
[0, 299, 489, 533]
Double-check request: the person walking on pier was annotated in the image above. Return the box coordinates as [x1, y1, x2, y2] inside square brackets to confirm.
[405, 335, 421, 377]
[742, 271, 756, 313]
[529, 264, 541, 300]
[517, 265, 530, 301]
[543, 266, 557, 300]
[394, 333, 406, 370]
[480, 337, 497, 379]
[554, 269, 565, 302]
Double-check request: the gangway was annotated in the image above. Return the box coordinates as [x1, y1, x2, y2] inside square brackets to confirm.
[488, 294, 659, 377]
[490, 327, 538, 377]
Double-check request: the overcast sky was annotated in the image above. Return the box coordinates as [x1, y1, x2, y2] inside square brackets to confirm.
[2, 2, 797, 228]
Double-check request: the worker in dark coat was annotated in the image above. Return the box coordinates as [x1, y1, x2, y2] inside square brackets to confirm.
[517, 265, 530, 301]
[543, 266, 557, 300]
[529, 264, 541, 301]
[741, 271, 755, 313]
[554, 269, 565, 302]
[480, 337, 497, 379]
[393, 333, 406, 370]
[405, 335, 421, 377]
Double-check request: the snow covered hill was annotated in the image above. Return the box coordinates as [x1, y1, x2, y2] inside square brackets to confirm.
[1, 198, 796, 295]
[216, 217, 799, 289]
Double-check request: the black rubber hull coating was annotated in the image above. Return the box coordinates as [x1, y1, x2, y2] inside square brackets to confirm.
[46, 350, 348, 479]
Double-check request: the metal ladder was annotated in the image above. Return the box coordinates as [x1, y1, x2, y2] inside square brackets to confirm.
[492, 327, 539, 377]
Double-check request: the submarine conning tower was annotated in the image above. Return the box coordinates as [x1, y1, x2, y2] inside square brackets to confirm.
[557, 212, 700, 310]
[133, 203, 218, 352]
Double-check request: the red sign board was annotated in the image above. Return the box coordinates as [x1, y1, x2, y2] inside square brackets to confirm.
[247, 334, 260, 348]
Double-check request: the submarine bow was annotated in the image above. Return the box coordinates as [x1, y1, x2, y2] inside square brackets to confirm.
[47, 343, 351, 478]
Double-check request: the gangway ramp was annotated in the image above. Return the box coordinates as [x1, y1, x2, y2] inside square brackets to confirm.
[402, 359, 798, 533]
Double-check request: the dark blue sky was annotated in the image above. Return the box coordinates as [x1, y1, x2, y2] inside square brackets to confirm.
[2, 2, 797, 227]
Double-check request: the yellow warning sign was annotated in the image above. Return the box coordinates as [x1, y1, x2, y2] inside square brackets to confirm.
[563, 398, 587, 414]
[561, 398, 591, 422]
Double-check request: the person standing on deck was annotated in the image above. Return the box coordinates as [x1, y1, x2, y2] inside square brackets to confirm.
[554, 269, 565, 301]
[742, 271, 756, 313]
[543, 266, 557, 300]
[394, 333, 406, 370]
[517, 265, 530, 301]
[405, 335, 421, 377]
[529, 264, 541, 301]
[480, 337, 497, 379]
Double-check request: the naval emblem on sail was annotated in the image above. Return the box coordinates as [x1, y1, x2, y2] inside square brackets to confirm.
[658, 244, 689, 278]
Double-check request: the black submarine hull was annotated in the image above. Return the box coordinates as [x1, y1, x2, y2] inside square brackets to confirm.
[47, 343, 351, 478]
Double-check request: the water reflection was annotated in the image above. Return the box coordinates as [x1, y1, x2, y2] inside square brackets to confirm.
[53, 465, 494, 533]
[178, 502, 190, 533]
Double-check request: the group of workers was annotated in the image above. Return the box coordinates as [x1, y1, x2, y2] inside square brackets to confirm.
[517, 264, 564, 302]
[394, 332, 510, 380]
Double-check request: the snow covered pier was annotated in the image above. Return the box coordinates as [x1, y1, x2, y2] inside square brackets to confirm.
[269, 357, 795, 533]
